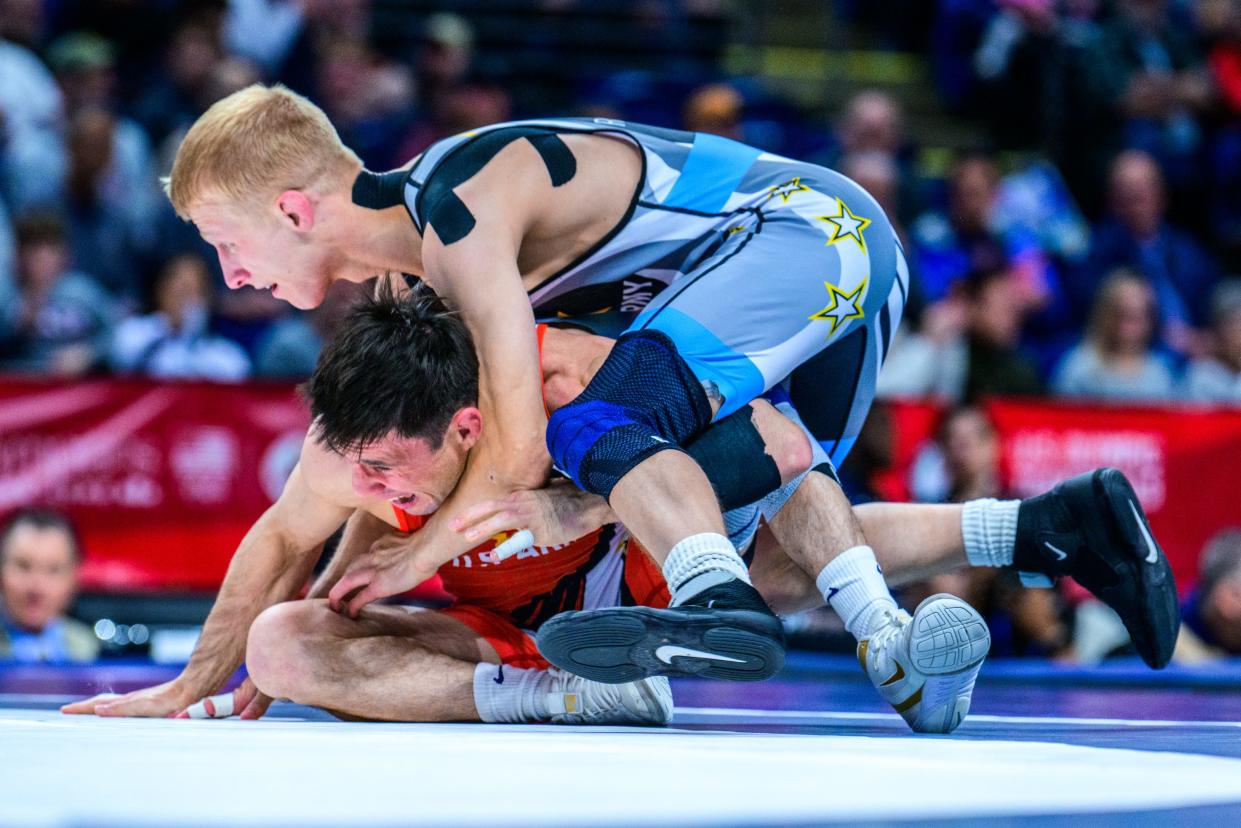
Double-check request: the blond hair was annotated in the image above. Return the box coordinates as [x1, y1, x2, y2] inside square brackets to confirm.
[164, 84, 361, 218]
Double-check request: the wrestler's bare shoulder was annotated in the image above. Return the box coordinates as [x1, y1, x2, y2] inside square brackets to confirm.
[432, 132, 641, 287]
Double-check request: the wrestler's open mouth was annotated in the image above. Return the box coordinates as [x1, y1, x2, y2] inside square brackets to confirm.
[391, 494, 417, 506]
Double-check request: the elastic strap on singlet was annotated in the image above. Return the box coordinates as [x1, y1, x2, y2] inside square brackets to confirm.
[390, 507, 425, 533]
[536, 323, 551, 418]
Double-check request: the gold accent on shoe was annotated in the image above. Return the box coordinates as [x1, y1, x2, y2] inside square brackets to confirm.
[880, 661, 906, 687]
[893, 687, 923, 714]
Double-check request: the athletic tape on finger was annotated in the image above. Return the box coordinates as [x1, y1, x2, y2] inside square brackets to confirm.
[186, 693, 235, 719]
[488, 529, 535, 562]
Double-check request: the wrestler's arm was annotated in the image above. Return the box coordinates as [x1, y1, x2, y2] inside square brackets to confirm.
[62, 462, 352, 717]
[307, 509, 394, 599]
[421, 142, 552, 489]
[327, 148, 563, 615]
[452, 398, 814, 549]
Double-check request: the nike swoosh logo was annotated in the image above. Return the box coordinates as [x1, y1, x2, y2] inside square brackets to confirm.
[880, 661, 905, 687]
[493, 666, 505, 685]
[826, 587, 842, 601]
[1044, 542, 1068, 562]
[655, 645, 746, 665]
[1128, 500, 1160, 564]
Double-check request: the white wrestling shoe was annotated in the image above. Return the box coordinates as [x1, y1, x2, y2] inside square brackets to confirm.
[859, 594, 991, 734]
[545, 671, 673, 726]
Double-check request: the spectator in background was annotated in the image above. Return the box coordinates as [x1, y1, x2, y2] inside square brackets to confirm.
[0, 213, 115, 376]
[1176, 529, 1241, 660]
[253, 279, 362, 379]
[840, 150, 926, 323]
[0, 30, 66, 212]
[828, 91, 921, 225]
[878, 264, 1043, 402]
[110, 253, 250, 381]
[397, 80, 512, 160]
[835, 402, 896, 505]
[48, 32, 161, 259]
[1184, 279, 1241, 403]
[838, 90, 904, 159]
[314, 37, 416, 170]
[0, 508, 98, 664]
[1203, 0, 1241, 270]
[906, 407, 1072, 657]
[913, 154, 1020, 304]
[682, 83, 743, 140]
[1052, 268, 1177, 401]
[0, 196, 14, 310]
[63, 107, 146, 300]
[224, 0, 315, 78]
[0, 0, 47, 50]
[1083, 150, 1220, 354]
[1094, 0, 1213, 195]
[971, 0, 1117, 214]
[130, 18, 222, 147]
[272, 0, 372, 99]
[415, 12, 475, 115]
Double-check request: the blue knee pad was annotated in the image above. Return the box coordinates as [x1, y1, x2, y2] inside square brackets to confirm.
[547, 330, 712, 499]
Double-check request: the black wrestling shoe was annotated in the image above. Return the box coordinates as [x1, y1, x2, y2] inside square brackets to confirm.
[1014, 467, 1179, 669]
[535, 578, 786, 684]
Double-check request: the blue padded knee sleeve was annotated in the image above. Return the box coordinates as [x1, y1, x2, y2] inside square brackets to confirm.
[547, 330, 712, 499]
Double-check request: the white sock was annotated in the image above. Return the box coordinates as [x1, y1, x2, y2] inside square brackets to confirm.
[472, 663, 553, 723]
[662, 532, 752, 607]
[816, 545, 899, 639]
[961, 498, 1020, 568]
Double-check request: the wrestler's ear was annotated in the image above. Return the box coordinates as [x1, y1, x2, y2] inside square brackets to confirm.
[451, 407, 483, 450]
[276, 190, 315, 233]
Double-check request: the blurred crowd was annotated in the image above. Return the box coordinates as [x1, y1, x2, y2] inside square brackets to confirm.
[2, 0, 1240, 663]
[0, 0, 1237, 403]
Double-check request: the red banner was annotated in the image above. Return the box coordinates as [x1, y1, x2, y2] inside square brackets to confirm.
[0, 377, 310, 591]
[1, 378, 1238, 595]
[882, 397, 1241, 593]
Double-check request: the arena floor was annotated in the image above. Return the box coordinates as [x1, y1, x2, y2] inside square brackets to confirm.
[4, 655, 1241, 827]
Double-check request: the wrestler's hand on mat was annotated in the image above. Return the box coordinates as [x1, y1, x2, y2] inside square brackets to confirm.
[449, 481, 615, 558]
[329, 531, 432, 618]
[61, 679, 196, 718]
[177, 678, 272, 721]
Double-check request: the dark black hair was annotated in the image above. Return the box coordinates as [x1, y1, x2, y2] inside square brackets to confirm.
[305, 279, 479, 454]
[0, 507, 83, 563]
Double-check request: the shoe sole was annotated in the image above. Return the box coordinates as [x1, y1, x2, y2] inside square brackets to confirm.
[536, 606, 786, 684]
[1073, 468, 1180, 669]
[909, 594, 992, 675]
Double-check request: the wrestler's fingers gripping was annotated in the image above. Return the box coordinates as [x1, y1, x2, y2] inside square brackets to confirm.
[345, 582, 386, 619]
[463, 511, 519, 544]
[329, 568, 374, 612]
[449, 500, 506, 534]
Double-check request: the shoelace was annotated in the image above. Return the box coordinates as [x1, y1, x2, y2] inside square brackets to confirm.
[865, 609, 909, 672]
[552, 675, 624, 723]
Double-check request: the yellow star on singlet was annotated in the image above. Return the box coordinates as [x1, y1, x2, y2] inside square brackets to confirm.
[809, 277, 868, 336]
[765, 177, 811, 204]
[815, 198, 872, 254]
